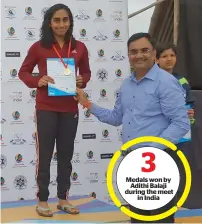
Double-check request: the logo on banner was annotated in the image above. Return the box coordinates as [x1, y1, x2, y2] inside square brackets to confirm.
[29, 132, 36, 145]
[80, 29, 87, 37]
[100, 153, 114, 159]
[71, 172, 82, 185]
[1, 155, 7, 169]
[78, 28, 89, 41]
[25, 28, 36, 40]
[98, 89, 109, 102]
[12, 111, 20, 120]
[82, 134, 96, 139]
[84, 109, 91, 118]
[75, 10, 90, 20]
[14, 175, 27, 190]
[97, 69, 108, 82]
[5, 7, 16, 19]
[97, 49, 105, 58]
[1, 135, 6, 147]
[74, 135, 80, 144]
[11, 112, 24, 124]
[30, 155, 37, 166]
[10, 92, 23, 103]
[24, 7, 36, 20]
[10, 69, 18, 78]
[14, 154, 26, 168]
[25, 7, 32, 15]
[30, 89, 37, 98]
[72, 152, 80, 164]
[111, 10, 123, 21]
[90, 192, 96, 198]
[10, 133, 26, 145]
[85, 151, 97, 164]
[111, 51, 126, 61]
[82, 109, 94, 123]
[6, 52, 20, 57]
[1, 177, 5, 186]
[100, 89, 107, 98]
[113, 29, 120, 38]
[87, 150, 94, 159]
[27, 90, 36, 103]
[8, 27, 15, 35]
[101, 129, 112, 142]
[1, 177, 9, 191]
[96, 9, 103, 18]
[94, 9, 106, 22]
[102, 129, 109, 138]
[41, 7, 49, 17]
[96, 49, 107, 61]
[84, 90, 92, 100]
[7, 27, 16, 37]
[1, 118, 6, 124]
[117, 128, 122, 141]
[93, 30, 108, 41]
[114, 89, 120, 100]
[115, 69, 122, 78]
[112, 29, 124, 42]
[84, 109, 91, 119]
[50, 175, 57, 186]
[15, 154, 23, 163]
[87, 172, 99, 184]
[102, 170, 115, 184]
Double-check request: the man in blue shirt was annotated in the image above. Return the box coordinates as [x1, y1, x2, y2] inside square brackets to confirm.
[75, 33, 190, 223]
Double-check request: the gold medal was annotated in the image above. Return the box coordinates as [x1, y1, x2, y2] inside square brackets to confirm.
[64, 68, 71, 76]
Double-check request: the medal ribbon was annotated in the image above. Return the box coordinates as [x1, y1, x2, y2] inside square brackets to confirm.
[52, 36, 72, 68]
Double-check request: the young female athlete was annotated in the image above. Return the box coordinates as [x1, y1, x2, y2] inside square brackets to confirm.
[19, 4, 91, 217]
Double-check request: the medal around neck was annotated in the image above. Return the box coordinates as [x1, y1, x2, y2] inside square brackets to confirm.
[47, 57, 76, 96]
[64, 67, 72, 76]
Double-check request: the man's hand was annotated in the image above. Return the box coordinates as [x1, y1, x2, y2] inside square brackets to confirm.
[76, 75, 83, 88]
[188, 109, 194, 119]
[74, 88, 92, 109]
[38, 75, 54, 88]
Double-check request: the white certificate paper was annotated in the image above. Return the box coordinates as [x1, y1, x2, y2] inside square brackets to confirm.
[47, 58, 76, 96]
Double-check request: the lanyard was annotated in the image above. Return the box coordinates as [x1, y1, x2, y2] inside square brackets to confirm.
[52, 36, 72, 68]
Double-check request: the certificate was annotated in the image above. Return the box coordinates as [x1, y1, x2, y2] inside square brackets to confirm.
[178, 104, 191, 143]
[47, 57, 76, 96]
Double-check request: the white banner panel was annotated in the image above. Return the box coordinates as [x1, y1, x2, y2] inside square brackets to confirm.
[1, 0, 130, 204]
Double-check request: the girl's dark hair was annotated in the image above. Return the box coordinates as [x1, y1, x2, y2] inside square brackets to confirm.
[156, 43, 177, 59]
[40, 4, 76, 49]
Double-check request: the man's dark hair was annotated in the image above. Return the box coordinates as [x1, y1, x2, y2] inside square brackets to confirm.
[127, 33, 156, 49]
[40, 4, 76, 49]
[156, 43, 177, 59]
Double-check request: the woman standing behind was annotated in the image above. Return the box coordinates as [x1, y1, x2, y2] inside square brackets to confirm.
[18, 4, 91, 217]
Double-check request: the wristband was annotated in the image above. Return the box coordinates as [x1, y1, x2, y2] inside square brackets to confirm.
[82, 101, 92, 109]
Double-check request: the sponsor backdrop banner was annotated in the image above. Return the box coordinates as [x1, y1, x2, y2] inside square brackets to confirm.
[1, 0, 130, 203]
